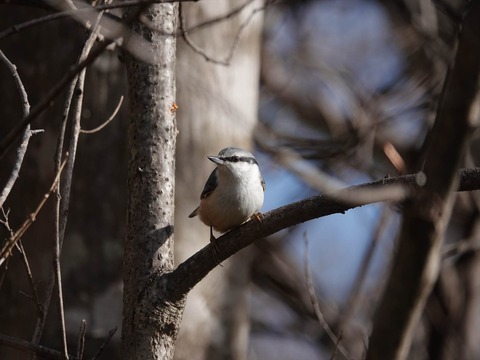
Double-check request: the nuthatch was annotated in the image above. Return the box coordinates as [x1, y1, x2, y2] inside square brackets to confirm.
[189, 147, 266, 242]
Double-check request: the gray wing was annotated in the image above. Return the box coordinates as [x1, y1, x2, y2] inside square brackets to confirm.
[200, 168, 219, 199]
[188, 168, 219, 218]
[261, 175, 266, 192]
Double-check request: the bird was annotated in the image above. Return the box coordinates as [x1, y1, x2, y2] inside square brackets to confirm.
[189, 147, 266, 245]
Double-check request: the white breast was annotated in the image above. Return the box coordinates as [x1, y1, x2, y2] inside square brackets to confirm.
[198, 163, 264, 233]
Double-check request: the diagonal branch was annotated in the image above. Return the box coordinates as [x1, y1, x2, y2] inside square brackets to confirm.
[0, 327, 116, 360]
[0, 0, 241, 41]
[164, 168, 480, 302]
[0, 49, 33, 208]
[31, 8, 105, 350]
[0, 0, 157, 160]
[0, 333, 79, 360]
[80, 95, 124, 134]
[0, 38, 113, 160]
[303, 233, 351, 359]
[179, 0, 269, 66]
[0, 155, 68, 265]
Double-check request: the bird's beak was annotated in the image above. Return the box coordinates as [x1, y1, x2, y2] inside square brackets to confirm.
[208, 156, 224, 165]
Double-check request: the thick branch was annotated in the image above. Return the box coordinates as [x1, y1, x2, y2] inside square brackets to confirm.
[165, 168, 480, 301]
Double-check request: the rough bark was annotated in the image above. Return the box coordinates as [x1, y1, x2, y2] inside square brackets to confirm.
[366, 4, 480, 360]
[121, 3, 179, 360]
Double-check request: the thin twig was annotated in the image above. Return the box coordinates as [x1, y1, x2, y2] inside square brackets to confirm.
[256, 124, 409, 205]
[31, 1, 154, 346]
[18, 290, 35, 301]
[0, 49, 33, 208]
[76, 320, 87, 360]
[17, 240, 44, 319]
[0, 333, 78, 360]
[80, 95, 124, 134]
[330, 330, 344, 360]
[0, 207, 44, 319]
[0, 257, 9, 292]
[303, 233, 352, 360]
[179, 0, 269, 66]
[29, 54, 80, 357]
[0, 40, 112, 160]
[1, 0, 178, 72]
[178, 0, 256, 34]
[0, 155, 69, 265]
[336, 207, 393, 332]
[0, 0, 154, 159]
[0, 0, 229, 42]
[0, 129, 43, 208]
[90, 326, 117, 360]
[54, 258, 68, 359]
[55, 10, 106, 359]
[0, 208, 13, 236]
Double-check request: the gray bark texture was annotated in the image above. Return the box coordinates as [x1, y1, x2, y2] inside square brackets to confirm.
[366, 4, 480, 360]
[121, 3, 179, 360]
[174, 1, 264, 359]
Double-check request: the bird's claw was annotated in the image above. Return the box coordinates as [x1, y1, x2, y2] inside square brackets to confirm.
[252, 212, 264, 222]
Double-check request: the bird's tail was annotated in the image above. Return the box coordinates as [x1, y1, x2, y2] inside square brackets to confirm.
[188, 207, 199, 218]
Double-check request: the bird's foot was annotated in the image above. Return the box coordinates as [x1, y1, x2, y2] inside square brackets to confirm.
[251, 212, 264, 222]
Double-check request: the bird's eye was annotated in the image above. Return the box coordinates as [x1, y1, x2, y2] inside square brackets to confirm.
[231, 156, 239, 162]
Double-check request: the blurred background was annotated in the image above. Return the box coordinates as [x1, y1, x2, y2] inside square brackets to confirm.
[1, 0, 479, 359]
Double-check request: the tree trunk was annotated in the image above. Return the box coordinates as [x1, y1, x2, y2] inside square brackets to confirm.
[121, 3, 179, 359]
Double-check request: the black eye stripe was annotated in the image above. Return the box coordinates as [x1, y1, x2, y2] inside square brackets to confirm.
[221, 156, 257, 165]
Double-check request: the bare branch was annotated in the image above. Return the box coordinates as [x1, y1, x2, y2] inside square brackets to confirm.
[164, 167, 480, 302]
[30, 52, 79, 352]
[0, 257, 9, 293]
[0, 49, 33, 208]
[0, 41, 111, 159]
[179, 0, 269, 66]
[31, 9, 105, 351]
[0, 155, 69, 265]
[257, 127, 409, 205]
[0, 0, 216, 42]
[336, 207, 393, 332]
[180, 0, 257, 34]
[0, 0, 154, 159]
[367, 4, 480, 359]
[0, 333, 79, 360]
[76, 320, 87, 360]
[303, 233, 351, 359]
[16, 240, 44, 320]
[0, 326, 115, 360]
[56, 12, 106, 356]
[90, 326, 117, 360]
[80, 95, 124, 134]
[330, 331, 344, 360]
[77, 319, 87, 360]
